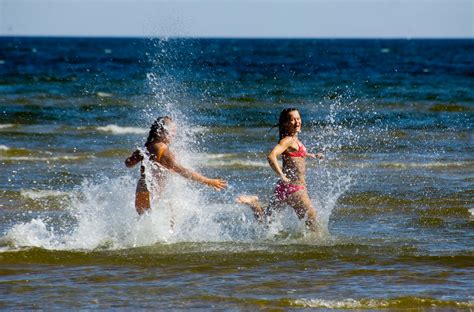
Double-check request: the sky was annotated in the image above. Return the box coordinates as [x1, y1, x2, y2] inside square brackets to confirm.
[0, 0, 472, 38]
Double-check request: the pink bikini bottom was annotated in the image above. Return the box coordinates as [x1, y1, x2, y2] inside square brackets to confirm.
[274, 180, 305, 201]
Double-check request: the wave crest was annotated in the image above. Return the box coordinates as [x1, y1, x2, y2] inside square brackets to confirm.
[96, 124, 147, 135]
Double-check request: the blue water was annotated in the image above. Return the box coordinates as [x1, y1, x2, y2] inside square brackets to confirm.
[0, 38, 473, 310]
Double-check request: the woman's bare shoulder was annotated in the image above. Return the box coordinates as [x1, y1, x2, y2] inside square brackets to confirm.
[151, 142, 168, 149]
[149, 142, 169, 157]
[278, 136, 295, 147]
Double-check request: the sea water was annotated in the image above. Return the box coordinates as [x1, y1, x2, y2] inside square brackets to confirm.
[0, 38, 473, 309]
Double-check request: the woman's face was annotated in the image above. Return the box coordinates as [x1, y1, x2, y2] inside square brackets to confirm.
[165, 122, 177, 141]
[285, 110, 302, 135]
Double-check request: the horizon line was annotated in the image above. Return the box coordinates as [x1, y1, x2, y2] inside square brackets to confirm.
[1, 35, 473, 40]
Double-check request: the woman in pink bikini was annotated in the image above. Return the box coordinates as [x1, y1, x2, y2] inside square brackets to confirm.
[237, 108, 323, 230]
[126, 116, 227, 215]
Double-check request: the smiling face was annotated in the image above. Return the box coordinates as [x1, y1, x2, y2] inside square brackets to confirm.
[284, 110, 302, 136]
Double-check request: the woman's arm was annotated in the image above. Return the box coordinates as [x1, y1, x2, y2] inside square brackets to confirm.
[267, 137, 293, 182]
[173, 165, 227, 190]
[125, 149, 143, 168]
[306, 152, 324, 159]
[154, 144, 227, 190]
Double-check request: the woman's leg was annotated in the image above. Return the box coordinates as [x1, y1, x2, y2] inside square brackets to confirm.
[236, 195, 265, 222]
[236, 195, 284, 223]
[135, 177, 151, 215]
[286, 190, 318, 230]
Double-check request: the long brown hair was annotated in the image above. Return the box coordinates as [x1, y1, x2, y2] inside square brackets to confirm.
[278, 108, 298, 140]
[145, 116, 173, 146]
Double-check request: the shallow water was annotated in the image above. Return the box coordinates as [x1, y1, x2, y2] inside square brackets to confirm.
[0, 38, 473, 310]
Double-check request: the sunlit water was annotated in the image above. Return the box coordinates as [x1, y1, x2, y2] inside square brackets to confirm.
[0, 38, 473, 310]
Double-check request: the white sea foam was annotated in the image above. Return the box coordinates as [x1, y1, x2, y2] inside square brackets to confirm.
[350, 161, 473, 169]
[96, 124, 147, 135]
[0, 124, 14, 129]
[195, 153, 267, 168]
[0, 145, 10, 151]
[293, 298, 474, 309]
[4, 174, 256, 250]
[206, 159, 268, 168]
[0, 155, 84, 161]
[293, 298, 390, 309]
[96, 91, 113, 98]
[379, 161, 472, 169]
[6, 219, 57, 248]
[20, 189, 68, 200]
[203, 153, 239, 159]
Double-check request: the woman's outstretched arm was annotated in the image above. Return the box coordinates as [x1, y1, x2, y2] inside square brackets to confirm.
[153, 143, 227, 190]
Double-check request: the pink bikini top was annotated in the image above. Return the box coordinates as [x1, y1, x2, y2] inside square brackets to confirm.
[287, 142, 307, 158]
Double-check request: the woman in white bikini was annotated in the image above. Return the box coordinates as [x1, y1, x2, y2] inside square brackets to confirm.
[126, 116, 227, 215]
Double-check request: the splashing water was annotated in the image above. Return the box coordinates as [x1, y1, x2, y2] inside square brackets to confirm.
[308, 94, 363, 228]
[4, 105, 360, 251]
[3, 41, 363, 251]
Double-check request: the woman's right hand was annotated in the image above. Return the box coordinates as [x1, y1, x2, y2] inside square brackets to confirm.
[280, 175, 291, 184]
[208, 178, 227, 191]
[125, 149, 144, 168]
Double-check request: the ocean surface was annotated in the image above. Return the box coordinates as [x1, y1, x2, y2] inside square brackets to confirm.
[0, 37, 473, 310]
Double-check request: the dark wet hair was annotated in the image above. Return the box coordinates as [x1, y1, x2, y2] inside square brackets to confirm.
[145, 116, 173, 146]
[277, 108, 299, 140]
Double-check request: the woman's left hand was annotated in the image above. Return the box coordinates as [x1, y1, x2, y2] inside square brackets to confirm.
[208, 178, 228, 191]
[308, 152, 324, 160]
